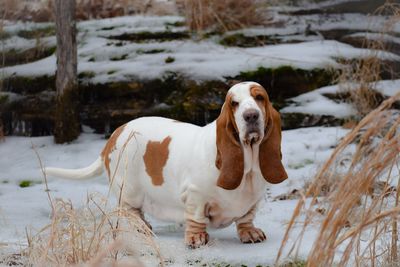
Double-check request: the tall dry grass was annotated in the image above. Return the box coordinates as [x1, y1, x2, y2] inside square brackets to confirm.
[25, 195, 160, 266]
[277, 6, 400, 264]
[0, 0, 175, 22]
[20, 133, 164, 266]
[338, 2, 400, 119]
[180, 0, 267, 33]
[276, 92, 400, 266]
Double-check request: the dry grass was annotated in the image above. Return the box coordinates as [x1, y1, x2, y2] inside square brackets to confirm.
[275, 6, 400, 258]
[338, 3, 400, 119]
[180, 0, 267, 33]
[0, 0, 176, 22]
[19, 133, 164, 266]
[24, 195, 161, 266]
[276, 91, 400, 266]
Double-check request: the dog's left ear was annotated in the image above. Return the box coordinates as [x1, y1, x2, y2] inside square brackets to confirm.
[259, 104, 288, 184]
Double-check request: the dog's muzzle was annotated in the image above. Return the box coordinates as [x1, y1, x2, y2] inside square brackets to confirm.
[243, 109, 262, 146]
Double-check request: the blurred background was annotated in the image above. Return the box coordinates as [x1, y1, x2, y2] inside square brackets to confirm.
[1, 0, 398, 142]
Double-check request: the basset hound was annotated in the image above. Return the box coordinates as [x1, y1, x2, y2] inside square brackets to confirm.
[45, 81, 288, 248]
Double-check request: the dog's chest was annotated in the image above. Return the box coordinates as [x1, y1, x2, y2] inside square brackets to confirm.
[206, 171, 266, 228]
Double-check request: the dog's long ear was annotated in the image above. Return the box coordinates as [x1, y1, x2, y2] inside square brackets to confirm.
[259, 103, 288, 184]
[215, 94, 244, 190]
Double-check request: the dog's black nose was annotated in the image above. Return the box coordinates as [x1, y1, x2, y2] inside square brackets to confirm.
[243, 109, 259, 123]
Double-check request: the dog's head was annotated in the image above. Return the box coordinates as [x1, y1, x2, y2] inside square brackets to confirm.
[215, 82, 288, 190]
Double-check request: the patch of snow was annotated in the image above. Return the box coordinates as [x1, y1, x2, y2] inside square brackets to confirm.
[346, 32, 400, 45]
[281, 80, 400, 117]
[79, 15, 185, 37]
[374, 79, 400, 97]
[2, 15, 399, 82]
[3, 38, 399, 82]
[3, 20, 54, 35]
[236, 13, 400, 37]
[281, 84, 356, 117]
[2, 36, 56, 52]
[270, 0, 364, 11]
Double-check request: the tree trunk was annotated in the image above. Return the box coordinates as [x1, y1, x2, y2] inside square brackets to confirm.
[54, 0, 80, 144]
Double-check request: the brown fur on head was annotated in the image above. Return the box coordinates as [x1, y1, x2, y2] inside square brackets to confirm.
[216, 84, 287, 190]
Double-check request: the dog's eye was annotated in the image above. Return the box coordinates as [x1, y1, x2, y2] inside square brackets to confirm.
[255, 95, 264, 101]
[231, 100, 239, 107]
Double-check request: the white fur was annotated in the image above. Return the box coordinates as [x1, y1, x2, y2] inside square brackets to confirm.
[46, 157, 103, 180]
[230, 82, 265, 144]
[45, 82, 269, 228]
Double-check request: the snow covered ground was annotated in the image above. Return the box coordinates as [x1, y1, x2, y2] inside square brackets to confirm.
[2, 14, 399, 82]
[0, 124, 349, 266]
[281, 79, 400, 118]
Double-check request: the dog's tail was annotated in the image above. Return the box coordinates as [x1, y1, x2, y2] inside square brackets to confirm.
[45, 157, 103, 180]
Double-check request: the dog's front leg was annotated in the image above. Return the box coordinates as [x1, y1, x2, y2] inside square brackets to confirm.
[235, 204, 266, 243]
[182, 186, 209, 248]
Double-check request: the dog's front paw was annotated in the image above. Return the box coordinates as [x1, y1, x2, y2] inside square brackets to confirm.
[237, 225, 266, 243]
[185, 231, 209, 248]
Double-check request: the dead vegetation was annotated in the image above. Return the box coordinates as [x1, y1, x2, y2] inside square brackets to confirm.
[273, 7, 400, 261]
[276, 92, 400, 266]
[0, 0, 176, 22]
[179, 0, 267, 33]
[338, 2, 400, 119]
[24, 195, 161, 266]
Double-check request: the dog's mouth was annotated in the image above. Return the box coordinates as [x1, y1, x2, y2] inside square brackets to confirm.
[243, 131, 261, 146]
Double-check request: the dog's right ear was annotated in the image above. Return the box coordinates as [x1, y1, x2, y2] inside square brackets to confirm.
[215, 94, 244, 190]
[259, 104, 288, 184]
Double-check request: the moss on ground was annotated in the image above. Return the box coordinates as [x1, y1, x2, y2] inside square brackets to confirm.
[220, 33, 278, 47]
[164, 21, 186, 27]
[17, 26, 55, 39]
[110, 54, 128, 61]
[19, 180, 43, 188]
[19, 180, 32, 188]
[78, 71, 96, 80]
[136, 48, 167, 54]
[2, 75, 56, 94]
[165, 56, 175, 63]
[0, 31, 11, 40]
[109, 31, 190, 42]
[3, 46, 56, 67]
[0, 95, 9, 105]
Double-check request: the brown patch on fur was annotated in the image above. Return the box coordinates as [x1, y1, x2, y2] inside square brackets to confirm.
[251, 84, 288, 184]
[215, 93, 244, 190]
[250, 84, 269, 118]
[143, 136, 171, 186]
[101, 124, 126, 177]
